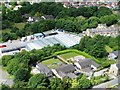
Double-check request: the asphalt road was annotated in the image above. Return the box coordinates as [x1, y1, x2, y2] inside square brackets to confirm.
[93, 77, 120, 88]
[0, 66, 14, 87]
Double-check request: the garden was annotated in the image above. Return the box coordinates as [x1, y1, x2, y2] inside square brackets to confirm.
[41, 57, 64, 69]
[91, 74, 110, 86]
[54, 49, 100, 64]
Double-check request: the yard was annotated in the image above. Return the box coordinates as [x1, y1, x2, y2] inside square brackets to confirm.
[54, 49, 100, 64]
[60, 52, 79, 60]
[1, 22, 26, 34]
[41, 58, 64, 69]
[105, 45, 113, 53]
[14, 22, 26, 29]
[91, 74, 110, 86]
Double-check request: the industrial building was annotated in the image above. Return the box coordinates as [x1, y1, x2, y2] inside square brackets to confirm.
[0, 30, 81, 58]
[26, 31, 81, 51]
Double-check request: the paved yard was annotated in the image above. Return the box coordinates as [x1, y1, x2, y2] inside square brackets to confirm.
[0, 66, 14, 87]
[94, 68, 108, 77]
[93, 77, 120, 88]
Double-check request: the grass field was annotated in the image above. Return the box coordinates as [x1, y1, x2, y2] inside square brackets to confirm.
[14, 22, 26, 29]
[54, 49, 100, 64]
[105, 45, 113, 53]
[60, 52, 79, 60]
[1, 28, 11, 33]
[41, 58, 63, 69]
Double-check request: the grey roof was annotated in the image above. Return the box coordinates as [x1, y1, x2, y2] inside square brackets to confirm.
[22, 14, 31, 18]
[37, 63, 51, 74]
[42, 15, 54, 19]
[82, 67, 93, 73]
[56, 64, 75, 73]
[91, 60, 100, 68]
[89, 26, 120, 33]
[113, 50, 120, 60]
[67, 73, 77, 79]
[57, 71, 66, 78]
[33, 17, 40, 21]
[113, 50, 120, 57]
[116, 63, 120, 70]
[77, 58, 100, 68]
[1, 40, 26, 53]
[78, 59, 91, 68]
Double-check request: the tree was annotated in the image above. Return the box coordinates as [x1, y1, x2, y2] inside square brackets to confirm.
[14, 68, 30, 82]
[62, 78, 71, 90]
[76, 74, 83, 81]
[9, 33, 18, 40]
[89, 42, 108, 58]
[6, 59, 19, 75]
[100, 14, 118, 26]
[16, 30, 26, 38]
[77, 75, 93, 89]
[28, 74, 50, 88]
[12, 81, 28, 88]
[49, 77, 71, 90]
[10, 27, 19, 33]
[2, 20, 13, 29]
[1, 84, 10, 90]
[49, 77, 63, 90]
[87, 16, 100, 28]
[79, 36, 91, 51]
[6, 10, 23, 23]
[95, 7, 112, 17]
[2, 55, 13, 66]
[108, 35, 120, 50]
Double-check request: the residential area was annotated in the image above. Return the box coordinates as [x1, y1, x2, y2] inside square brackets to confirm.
[0, 0, 120, 89]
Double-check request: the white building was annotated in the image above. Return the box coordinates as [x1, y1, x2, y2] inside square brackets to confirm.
[109, 63, 120, 77]
[83, 24, 120, 37]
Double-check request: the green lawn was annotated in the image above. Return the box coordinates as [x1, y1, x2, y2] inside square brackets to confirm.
[105, 45, 113, 53]
[60, 52, 79, 60]
[54, 49, 100, 64]
[14, 22, 26, 29]
[0, 22, 26, 34]
[41, 58, 62, 69]
[1, 28, 11, 33]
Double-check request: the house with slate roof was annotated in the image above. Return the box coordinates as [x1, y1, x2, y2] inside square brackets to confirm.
[52, 64, 77, 79]
[108, 50, 120, 60]
[41, 15, 54, 20]
[36, 63, 52, 76]
[74, 58, 100, 76]
[82, 24, 120, 37]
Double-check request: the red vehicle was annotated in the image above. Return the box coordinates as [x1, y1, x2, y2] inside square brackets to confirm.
[0, 45, 7, 48]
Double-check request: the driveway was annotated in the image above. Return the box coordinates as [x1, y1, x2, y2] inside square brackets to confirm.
[0, 66, 14, 87]
[93, 77, 120, 88]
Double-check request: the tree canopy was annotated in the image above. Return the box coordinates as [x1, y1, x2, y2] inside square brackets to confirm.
[28, 74, 50, 88]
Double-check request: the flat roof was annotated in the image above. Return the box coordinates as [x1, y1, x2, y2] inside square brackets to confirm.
[1, 40, 26, 52]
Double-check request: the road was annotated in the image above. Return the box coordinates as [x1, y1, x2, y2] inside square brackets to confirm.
[0, 66, 14, 87]
[93, 77, 120, 88]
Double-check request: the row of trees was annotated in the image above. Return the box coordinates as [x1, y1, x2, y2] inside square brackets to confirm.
[79, 35, 120, 58]
[3, 73, 93, 89]
[2, 2, 113, 23]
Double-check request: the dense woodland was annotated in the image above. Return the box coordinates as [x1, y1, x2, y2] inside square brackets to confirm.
[79, 35, 120, 58]
[1, 2, 119, 42]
